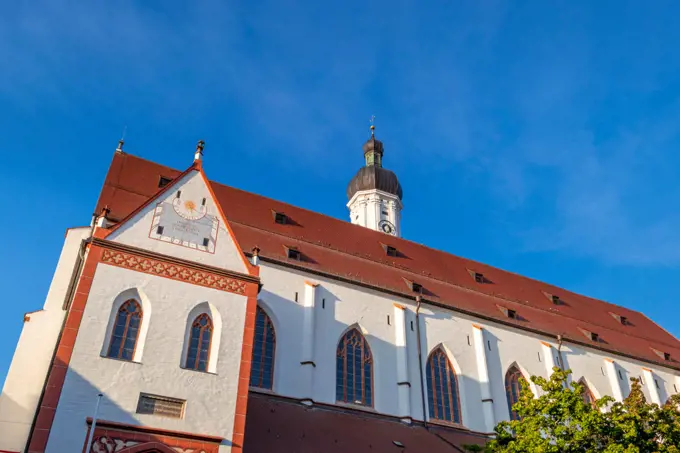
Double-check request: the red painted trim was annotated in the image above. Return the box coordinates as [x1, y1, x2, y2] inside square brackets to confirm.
[28, 245, 104, 453]
[230, 294, 258, 453]
[85, 418, 224, 443]
[104, 165, 197, 236]
[197, 168, 258, 277]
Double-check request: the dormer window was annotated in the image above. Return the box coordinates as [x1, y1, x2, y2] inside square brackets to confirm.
[158, 176, 173, 188]
[579, 328, 599, 342]
[551, 295, 562, 305]
[468, 270, 491, 284]
[497, 305, 517, 319]
[381, 243, 398, 257]
[273, 211, 288, 225]
[651, 347, 672, 361]
[285, 246, 301, 261]
[610, 312, 628, 325]
[404, 278, 422, 293]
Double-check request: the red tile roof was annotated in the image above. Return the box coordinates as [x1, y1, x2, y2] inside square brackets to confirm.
[95, 152, 680, 370]
[243, 392, 488, 452]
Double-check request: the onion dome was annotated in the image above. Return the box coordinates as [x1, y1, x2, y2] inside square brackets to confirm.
[347, 127, 403, 200]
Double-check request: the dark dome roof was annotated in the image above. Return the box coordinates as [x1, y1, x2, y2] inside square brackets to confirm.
[347, 165, 403, 200]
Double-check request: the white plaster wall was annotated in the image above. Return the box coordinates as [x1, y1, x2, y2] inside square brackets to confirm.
[108, 171, 248, 273]
[347, 190, 402, 237]
[45, 263, 248, 453]
[256, 262, 680, 433]
[0, 227, 89, 453]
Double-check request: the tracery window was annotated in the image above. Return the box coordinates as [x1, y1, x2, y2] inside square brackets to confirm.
[426, 347, 462, 423]
[580, 379, 596, 407]
[107, 300, 142, 361]
[250, 306, 276, 389]
[336, 328, 373, 406]
[505, 366, 526, 420]
[185, 314, 213, 372]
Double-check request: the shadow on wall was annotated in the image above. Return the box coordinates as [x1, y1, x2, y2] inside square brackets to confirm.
[0, 391, 35, 451]
[33, 357, 232, 453]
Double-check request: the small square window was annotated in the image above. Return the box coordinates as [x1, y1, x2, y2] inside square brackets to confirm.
[474, 272, 484, 283]
[411, 282, 422, 293]
[664, 352, 672, 361]
[507, 309, 517, 319]
[591, 332, 599, 342]
[156, 225, 164, 235]
[158, 176, 173, 188]
[287, 248, 301, 260]
[551, 295, 562, 305]
[202, 238, 210, 247]
[274, 212, 287, 224]
[386, 245, 398, 257]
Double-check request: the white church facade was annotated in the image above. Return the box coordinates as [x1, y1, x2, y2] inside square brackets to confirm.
[1, 133, 679, 453]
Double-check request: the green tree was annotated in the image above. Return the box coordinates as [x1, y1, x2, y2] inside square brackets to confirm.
[465, 367, 680, 453]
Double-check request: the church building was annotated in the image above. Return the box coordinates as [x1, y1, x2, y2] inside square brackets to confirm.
[1, 129, 680, 453]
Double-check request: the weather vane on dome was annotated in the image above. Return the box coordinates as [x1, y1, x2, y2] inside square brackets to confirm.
[370, 115, 375, 137]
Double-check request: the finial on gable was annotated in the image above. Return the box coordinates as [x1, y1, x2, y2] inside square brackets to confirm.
[194, 140, 205, 163]
[115, 139, 125, 154]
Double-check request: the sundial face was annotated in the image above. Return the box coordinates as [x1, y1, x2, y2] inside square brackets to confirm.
[149, 193, 219, 253]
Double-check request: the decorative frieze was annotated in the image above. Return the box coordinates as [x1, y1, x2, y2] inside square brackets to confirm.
[101, 248, 247, 294]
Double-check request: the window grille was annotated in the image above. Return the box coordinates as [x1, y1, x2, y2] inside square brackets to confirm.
[426, 348, 461, 423]
[185, 314, 212, 372]
[107, 300, 142, 361]
[250, 306, 276, 389]
[336, 329, 373, 406]
[136, 393, 185, 418]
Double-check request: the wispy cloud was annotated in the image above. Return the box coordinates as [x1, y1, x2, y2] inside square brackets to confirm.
[3, 0, 680, 266]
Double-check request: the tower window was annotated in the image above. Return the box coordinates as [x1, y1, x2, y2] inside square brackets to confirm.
[201, 198, 207, 206]
[382, 210, 389, 216]
[202, 238, 210, 247]
[176, 190, 181, 199]
[158, 176, 173, 188]
[156, 226, 164, 235]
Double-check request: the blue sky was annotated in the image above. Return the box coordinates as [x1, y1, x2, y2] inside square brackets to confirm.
[2, 0, 680, 381]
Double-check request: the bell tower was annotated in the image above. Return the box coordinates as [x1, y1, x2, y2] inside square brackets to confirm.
[346, 123, 403, 236]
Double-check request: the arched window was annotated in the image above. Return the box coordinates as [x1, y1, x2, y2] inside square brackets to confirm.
[579, 379, 596, 407]
[107, 300, 142, 361]
[505, 366, 526, 421]
[336, 328, 373, 406]
[426, 347, 462, 423]
[250, 306, 276, 389]
[185, 314, 213, 372]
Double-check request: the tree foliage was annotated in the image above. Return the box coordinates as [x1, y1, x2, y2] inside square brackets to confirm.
[465, 367, 680, 453]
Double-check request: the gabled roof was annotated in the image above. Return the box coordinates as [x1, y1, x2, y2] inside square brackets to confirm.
[243, 392, 488, 452]
[94, 151, 680, 370]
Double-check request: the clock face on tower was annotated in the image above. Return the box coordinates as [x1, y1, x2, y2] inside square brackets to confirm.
[149, 192, 219, 253]
[378, 219, 396, 235]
